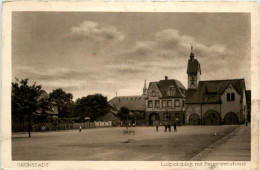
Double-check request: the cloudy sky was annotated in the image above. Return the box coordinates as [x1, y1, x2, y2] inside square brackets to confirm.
[12, 12, 251, 100]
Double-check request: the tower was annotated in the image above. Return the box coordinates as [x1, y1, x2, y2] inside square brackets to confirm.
[143, 79, 147, 96]
[187, 45, 201, 89]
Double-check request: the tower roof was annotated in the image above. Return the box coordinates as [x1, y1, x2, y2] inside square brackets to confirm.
[187, 59, 201, 74]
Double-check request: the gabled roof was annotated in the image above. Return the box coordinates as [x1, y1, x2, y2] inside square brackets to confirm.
[148, 79, 186, 98]
[187, 59, 201, 74]
[108, 95, 145, 111]
[186, 79, 245, 104]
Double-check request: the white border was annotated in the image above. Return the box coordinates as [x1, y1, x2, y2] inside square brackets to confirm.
[1, 1, 259, 169]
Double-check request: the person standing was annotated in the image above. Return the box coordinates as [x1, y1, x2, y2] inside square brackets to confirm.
[79, 126, 82, 133]
[174, 121, 177, 132]
[156, 124, 159, 132]
[164, 122, 167, 132]
[168, 123, 171, 132]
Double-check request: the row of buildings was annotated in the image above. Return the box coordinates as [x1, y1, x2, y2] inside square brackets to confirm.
[108, 46, 251, 125]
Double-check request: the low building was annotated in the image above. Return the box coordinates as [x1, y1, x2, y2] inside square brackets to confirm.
[36, 91, 59, 118]
[102, 109, 121, 126]
[108, 95, 146, 125]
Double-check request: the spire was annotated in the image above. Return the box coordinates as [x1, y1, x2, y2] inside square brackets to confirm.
[190, 43, 194, 61]
[143, 79, 147, 96]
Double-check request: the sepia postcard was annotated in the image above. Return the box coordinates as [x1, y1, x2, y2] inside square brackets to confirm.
[1, 1, 259, 170]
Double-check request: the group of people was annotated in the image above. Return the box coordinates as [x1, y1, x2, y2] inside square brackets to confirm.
[155, 122, 177, 132]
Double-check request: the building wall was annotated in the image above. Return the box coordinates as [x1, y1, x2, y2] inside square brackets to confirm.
[185, 104, 201, 124]
[146, 98, 185, 112]
[145, 111, 185, 125]
[201, 104, 221, 118]
[220, 85, 242, 122]
[188, 73, 199, 89]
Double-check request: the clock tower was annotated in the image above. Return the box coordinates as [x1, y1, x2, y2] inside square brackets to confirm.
[187, 45, 201, 89]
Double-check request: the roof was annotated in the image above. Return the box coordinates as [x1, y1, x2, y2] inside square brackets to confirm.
[246, 90, 251, 103]
[46, 105, 59, 115]
[108, 95, 146, 111]
[186, 79, 245, 104]
[187, 59, 201, 74]
[36, 91, 59, 115]
[148, 79, 186, 98]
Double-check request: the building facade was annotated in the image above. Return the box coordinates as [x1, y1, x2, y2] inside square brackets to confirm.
[144, 76, 187, 125]
[185, 46, 248, 125]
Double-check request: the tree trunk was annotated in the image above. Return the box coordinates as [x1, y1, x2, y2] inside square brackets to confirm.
[28, 112, 31, 138]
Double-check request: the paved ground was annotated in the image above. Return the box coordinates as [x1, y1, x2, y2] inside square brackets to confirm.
[202, 124, 251, 161]
[12, 125, 241, 161]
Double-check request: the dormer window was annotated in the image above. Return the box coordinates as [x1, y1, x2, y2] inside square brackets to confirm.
[167, 86, 176, 96]
[227, 93, 235, 101]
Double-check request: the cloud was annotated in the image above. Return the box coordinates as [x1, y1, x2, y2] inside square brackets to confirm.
[65, 21, 125, 42]
[120, 29, 227, 62]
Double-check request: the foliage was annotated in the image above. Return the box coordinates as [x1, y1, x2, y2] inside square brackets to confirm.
[74, 94, 110, 121]
[12, 78, 43, 136]
[118, 107, 130, 121]
[34, 97, 52, 123]
[12, 78, 42, 122]
[49, 88, 73, 118]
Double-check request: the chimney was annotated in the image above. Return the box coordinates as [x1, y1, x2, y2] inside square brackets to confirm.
[165, 76, 168, 80]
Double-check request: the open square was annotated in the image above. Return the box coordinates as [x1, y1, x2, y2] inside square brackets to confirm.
[12, 125, 247, 161]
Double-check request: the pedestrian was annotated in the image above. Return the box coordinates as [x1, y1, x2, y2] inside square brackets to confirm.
[168, 123, 171, 132]
[79, 126, 82, 133]
[246, 120, 248, 126]
[174, 121, 177, 132]
[156, 124, 159, 132]
[164, 122, 167, 132]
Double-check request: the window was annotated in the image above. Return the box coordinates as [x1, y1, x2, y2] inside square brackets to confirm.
[152, 90, 156, 97]
[167, 100, 172, 107]
[162, 100, 167, 107]
[227, 93, 230, 101]
[175, 113, 180, 119]
[163, 113, 172, 120]
[155, 100, 160, 108]
[227, 93, 235, 101]
[148, 101, 153, 108]
[167, 86, 176, 96]
[231, 93, 235, 101]
[175, 100, 180, 107]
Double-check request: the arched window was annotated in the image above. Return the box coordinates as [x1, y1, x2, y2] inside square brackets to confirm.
[231, 93, 235, 101]
[227, 93, 230, 101]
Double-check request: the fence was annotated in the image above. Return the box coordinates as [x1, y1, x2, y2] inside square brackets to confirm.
[12, 122, 96, 132]
[94, 121, 112, 127]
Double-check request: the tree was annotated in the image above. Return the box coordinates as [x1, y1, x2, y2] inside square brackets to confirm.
[118, 107, 130, 129]
[35, 95, 52, 123]
[12, 78, 42, 137]
[49, 88, 73, 118]
[74, 94, 110, 121]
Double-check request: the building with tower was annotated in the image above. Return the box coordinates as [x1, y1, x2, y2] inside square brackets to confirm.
[185, 46, 248, 125]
